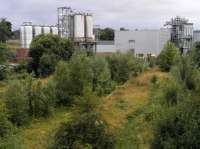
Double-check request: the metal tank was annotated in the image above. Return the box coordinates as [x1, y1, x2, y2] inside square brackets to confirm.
[74, 14, 85, 40]
[85, 14, 94, 40]
[51, 26, 58, 35]
[43, 26, 51, 34]
[34, 26, 42, 37]
[20, 26, 25, 48]
[24, 25, 33, 48]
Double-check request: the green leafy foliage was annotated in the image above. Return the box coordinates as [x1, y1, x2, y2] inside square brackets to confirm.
[49, 113, 115, 149]
[29, 34, 74, 77]
[190, 42, 200, 68]
[0, 43, 13, 80]
[158, 42, 179, 72]
[5, 79, 30, 126]
[0, 101, 13, 138]
[0, 19, 12, 43]
[107, 52, 144, 83]
[5, 74, 55, 126]
[54, 52, 93, 106]
[99, 28, 114, 41]
[90, 56, 115, 95]
[151, 97, 200, 149]
[54, 52, 116, 105]
[151, 52, 200, 149]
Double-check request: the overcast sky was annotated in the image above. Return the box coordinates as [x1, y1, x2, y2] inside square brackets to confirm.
[1, 0, 200, 30]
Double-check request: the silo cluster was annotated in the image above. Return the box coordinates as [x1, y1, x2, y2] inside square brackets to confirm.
[20, 23, 58, 48]
[58, 7, 95, 42]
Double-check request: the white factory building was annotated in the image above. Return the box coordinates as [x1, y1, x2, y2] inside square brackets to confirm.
[96, 29, 171, 57]
[115, 29, 171, 57]
[96, 28, 200, 57]
[20, 23, 58, 48]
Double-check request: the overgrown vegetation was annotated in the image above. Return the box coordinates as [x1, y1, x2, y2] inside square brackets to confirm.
[29, 34, 74, 77]
[0, 19, 12, 43]
[150, 45, 200, 149]
[157, 42, 179, 72]
[3, 24, 200, 149]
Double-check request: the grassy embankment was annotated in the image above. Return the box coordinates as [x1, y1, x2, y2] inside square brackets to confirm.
[101, 68, 167, 149]
[3, 68, 167, 149]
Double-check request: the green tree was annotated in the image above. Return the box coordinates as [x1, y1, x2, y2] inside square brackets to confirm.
[158, 42, 179, 72]
[91, 56, 115, 95]
[54, 52, 93, 105]
[0, 19, 12, 43]
[29, 34, 74, 76]
[99, 28, 114, 41]
[107, 52, 143, 83]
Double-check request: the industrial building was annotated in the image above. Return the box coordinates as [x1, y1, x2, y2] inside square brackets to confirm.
[57, 7, 95, 49]
[20, 22, 58, 48]
[20, 6, 95, 49]
[20, 10, 200, 57]
[114, 29, 171, 57]
[165, 16, 193, 53]
[97, 17, 200, 57]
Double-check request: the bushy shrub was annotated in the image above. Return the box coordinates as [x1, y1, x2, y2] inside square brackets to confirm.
[75, 88, 100, 113]
[107, 52, 144, 83]
[5, 74, 55, 126]
[171, 56, 199, 91]
[158, 42, 179, 72]
[54, 53, 93, 106]
[49, 113, 115, 149]
[30, 81, 55, 118]
[0, 101, 13, 138]
[151, 97, 200, 149]
[54, 52, 115, 105]
[190, 42, 200, 68]
[5, 80, 30, 126]
[90, 56, 115, 96]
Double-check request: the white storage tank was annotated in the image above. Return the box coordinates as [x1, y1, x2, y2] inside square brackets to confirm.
[20, 26, 25, 48]
[85, 15, 94, 39]
[43, 26, 51, 34]
[74, 14, 85, 39]
[51, 26, 58, 35]
[34, 26, 42, 37]
[24, 25, 33, 48]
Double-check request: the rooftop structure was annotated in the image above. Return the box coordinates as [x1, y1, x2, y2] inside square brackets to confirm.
[165, 16, 193, 53]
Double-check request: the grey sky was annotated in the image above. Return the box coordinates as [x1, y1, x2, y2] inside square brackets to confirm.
[1, 0, 200, 30]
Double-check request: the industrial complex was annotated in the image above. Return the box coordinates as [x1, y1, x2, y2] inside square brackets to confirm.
[19, 6, 200, 57]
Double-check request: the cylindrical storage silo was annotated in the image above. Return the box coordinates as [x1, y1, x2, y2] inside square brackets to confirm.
[34, 26, 42, 37]
[74, 14, 85, 40]
[85, 15, 94, 40]
[51, 27, 58, 35]
[20, 26, 25, 48]
[24, 25, 33, 48]
[43, 26, 51, 34]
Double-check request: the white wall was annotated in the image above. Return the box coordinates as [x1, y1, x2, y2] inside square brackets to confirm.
[115, 29, 171, 56]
